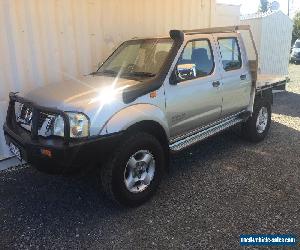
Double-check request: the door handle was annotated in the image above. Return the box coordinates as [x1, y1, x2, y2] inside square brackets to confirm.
[212, 81, 220, 87]
[240, 74, 247, 80]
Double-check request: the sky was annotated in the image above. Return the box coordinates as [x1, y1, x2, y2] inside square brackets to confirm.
[217, 0, 300, 17]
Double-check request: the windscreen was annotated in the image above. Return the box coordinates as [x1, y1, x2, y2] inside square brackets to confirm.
[96, 38, 173, 79]
[295, 42, 300, 48]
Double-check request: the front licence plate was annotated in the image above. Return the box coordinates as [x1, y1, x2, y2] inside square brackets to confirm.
[9, 142, 22, 160]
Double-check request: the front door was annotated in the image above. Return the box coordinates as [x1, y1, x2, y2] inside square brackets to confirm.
[165, 35, 223, 139]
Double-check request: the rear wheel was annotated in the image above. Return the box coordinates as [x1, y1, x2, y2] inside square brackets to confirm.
[242, 100, 271, 142]
[100, 132, 165, 207]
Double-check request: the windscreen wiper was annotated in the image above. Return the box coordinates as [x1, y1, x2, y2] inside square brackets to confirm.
[128, 72, 156, 77]
[92, 70, 118, 76]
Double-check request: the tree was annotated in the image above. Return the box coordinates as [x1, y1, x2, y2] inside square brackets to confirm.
[292, 12, 300, 44]
[259, 0, 269, 12]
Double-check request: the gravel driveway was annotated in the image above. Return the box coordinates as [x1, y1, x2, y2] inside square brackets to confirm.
[1, 65, 300, 249]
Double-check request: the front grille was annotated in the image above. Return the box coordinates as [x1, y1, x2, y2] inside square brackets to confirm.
[37, 112, 56, 137]
[8, 93, 70, 142]
[14, 101, 58, 137]
[38, 112, 47, 128]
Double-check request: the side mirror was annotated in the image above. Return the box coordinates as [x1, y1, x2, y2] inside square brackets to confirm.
[176, 64, 196, 81]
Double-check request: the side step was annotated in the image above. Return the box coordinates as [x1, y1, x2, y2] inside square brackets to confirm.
[169, 116, 244, 152]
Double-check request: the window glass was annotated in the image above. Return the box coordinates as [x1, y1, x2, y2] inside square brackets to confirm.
[218, 38, 242, 71]
[176, 40, 214, 80]
[97, 38, 173, 78]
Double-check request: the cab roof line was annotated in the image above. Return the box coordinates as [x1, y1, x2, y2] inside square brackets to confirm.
[130, 25, 252, 41]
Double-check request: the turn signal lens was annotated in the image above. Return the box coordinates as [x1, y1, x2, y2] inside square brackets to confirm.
[41, 149, 52, 158]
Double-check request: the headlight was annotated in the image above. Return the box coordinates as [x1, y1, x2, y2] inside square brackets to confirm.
[68, 112, 89, 138]
[53, 112, 89, 138]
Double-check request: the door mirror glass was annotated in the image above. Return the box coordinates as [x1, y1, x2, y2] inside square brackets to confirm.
[176, 63, 196, 81]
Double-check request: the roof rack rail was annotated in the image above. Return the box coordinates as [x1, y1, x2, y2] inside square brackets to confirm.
[181, 25, 251, 35]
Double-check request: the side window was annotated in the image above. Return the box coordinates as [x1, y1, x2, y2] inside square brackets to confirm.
[218, 38, 242, 71]
[176, 39, 214, 81]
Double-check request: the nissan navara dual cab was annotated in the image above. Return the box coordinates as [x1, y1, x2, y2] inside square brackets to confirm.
[4, 26, 273, 206]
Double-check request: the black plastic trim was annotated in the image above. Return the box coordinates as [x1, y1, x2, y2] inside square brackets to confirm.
[256, 88, 273, 105]
[3, 122, 123, 170]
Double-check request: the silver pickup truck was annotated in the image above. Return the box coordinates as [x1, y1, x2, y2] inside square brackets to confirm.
[4, 26, 279, 206]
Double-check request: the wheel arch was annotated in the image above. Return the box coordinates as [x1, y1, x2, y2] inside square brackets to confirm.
[126, 120, 169, 146]
[100, 103, 170, 138]
[99, 104, 170, 169]
[125, 120, 170, 172]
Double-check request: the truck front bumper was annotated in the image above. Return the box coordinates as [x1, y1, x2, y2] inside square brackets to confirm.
[3, 122, 123, 174]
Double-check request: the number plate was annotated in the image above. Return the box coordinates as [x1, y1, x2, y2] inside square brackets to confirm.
[9, 142, 22, 160]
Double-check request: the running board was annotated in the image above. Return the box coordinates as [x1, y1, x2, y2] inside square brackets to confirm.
[169, 116, 244, 152]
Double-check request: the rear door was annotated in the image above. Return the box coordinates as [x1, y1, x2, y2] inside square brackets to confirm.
[215, 34, 252, 118]
[165, 35, 222, 139]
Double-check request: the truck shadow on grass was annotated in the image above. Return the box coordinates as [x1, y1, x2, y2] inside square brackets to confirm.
[0, 121, 299, 248]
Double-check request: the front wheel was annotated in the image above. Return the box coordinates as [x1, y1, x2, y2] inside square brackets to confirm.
[242, 100, 271, 142]
[100, 132, 165, 207]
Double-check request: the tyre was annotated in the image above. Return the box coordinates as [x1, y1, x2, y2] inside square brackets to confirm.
[100, 132, 165, 207]
[242, 99, 271, 142]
